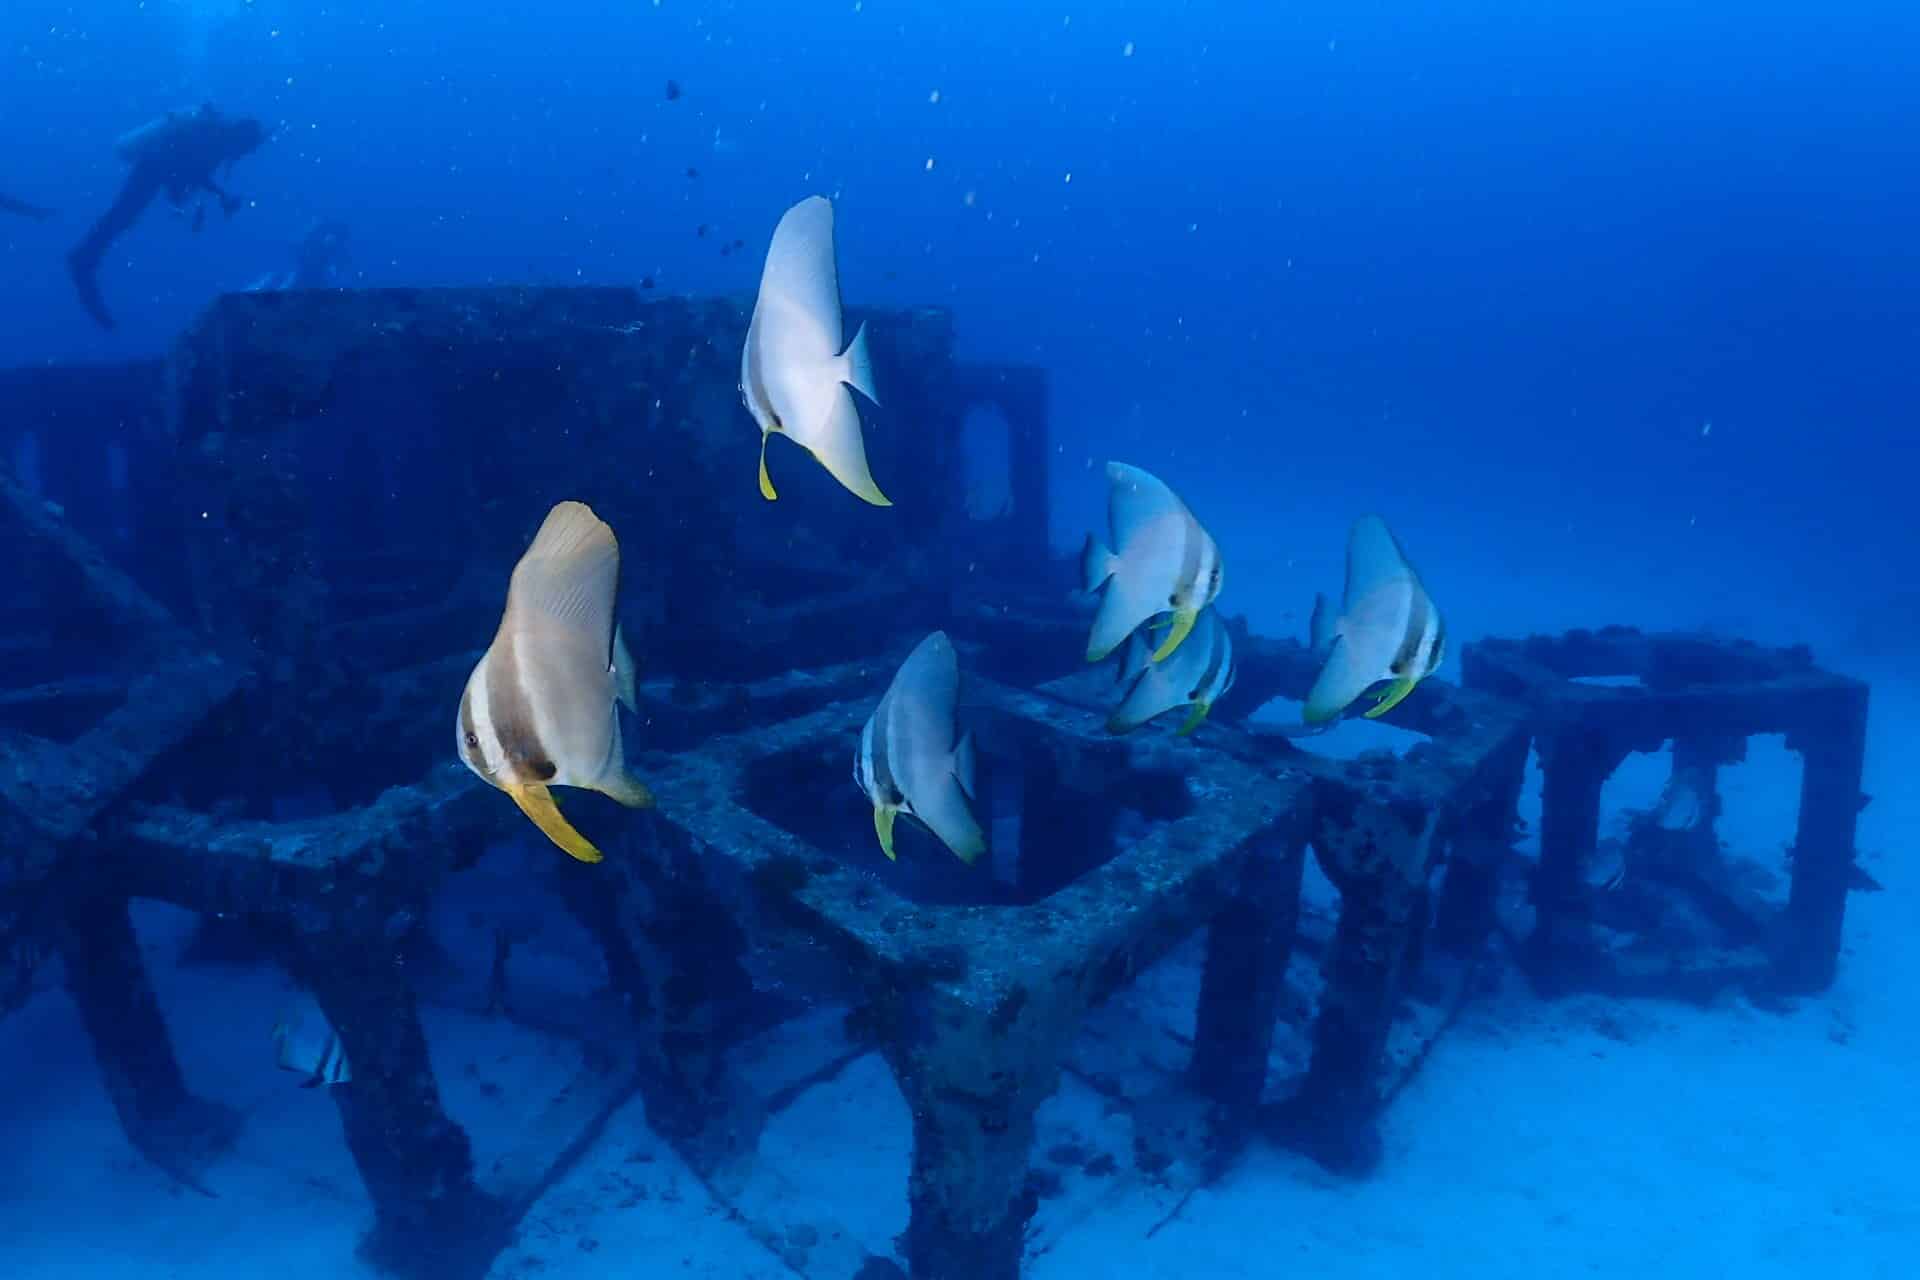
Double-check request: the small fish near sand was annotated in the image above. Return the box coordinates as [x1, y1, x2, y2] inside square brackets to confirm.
[855, 631, 986, 865]
[740, 195, 888, 506]
[272, 996, 351, 1088]
[1107, 606, 1236, 736]
[457, 501, 654, 864]
[1302, 514, 1445, 726]
[1080, 461, 1224, 665]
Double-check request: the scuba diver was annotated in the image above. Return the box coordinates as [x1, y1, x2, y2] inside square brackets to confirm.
[245, 218, 351, 292]
[0, 193, 52, 220]
[66, 103, 268, 330]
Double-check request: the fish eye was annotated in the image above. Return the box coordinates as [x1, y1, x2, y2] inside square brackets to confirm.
[463, 731, 480, 750]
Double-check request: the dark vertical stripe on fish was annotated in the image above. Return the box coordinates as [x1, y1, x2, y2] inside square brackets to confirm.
[1393, 588, 1430, 675]
[1175, 516, 1203, 604]
[1192, 617, 1229, 700]
[486, 629, 553, 776]
[870, 695, 903, 805]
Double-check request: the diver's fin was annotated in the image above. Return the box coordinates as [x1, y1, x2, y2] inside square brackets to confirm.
[67, 248, 115, 330]
[507, 783, 605, 864]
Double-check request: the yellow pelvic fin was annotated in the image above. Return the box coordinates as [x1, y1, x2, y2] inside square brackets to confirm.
[507, 783, 605, 864]
[758, 434, 778, 501]
[1176, 700, 1212, 737]
[597, 770, 655, 810]
[1151, 608, 1198, 663]
[1364, 677, 1418, 720]
[874, 804, 899, 862]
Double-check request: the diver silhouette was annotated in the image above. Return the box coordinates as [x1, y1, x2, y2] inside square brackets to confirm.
[66, 103, 268, 330]
[0, 192, 53, 220]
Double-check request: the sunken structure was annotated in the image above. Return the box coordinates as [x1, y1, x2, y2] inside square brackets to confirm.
[0, 287, 1876, 1279]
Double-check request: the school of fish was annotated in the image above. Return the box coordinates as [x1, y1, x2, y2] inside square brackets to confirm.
[447, 193, 1446, 870]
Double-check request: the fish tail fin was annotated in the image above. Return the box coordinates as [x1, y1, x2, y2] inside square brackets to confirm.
[809, 385, 891, 506]
[953, 730, 978, 802]
[1080, 533, 1117, 593]
[612, 625, 638, 714]
[1309, 592, 1336, 653]
[839, 320, 879, 405]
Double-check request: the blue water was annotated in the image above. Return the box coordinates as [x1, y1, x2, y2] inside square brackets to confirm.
[3, 2, 1916, 1277]
[6, 1, 1915, 645]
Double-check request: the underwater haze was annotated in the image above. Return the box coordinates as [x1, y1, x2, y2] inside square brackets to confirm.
[2, 1, 1916, 1278]
[4, 1, 1916, 645]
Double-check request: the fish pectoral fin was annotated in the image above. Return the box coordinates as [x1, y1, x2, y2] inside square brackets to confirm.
[507, 783, 605, 864]
[1364, 677, 1418, 719]
[597, 770, 655, 810]
[759, 433, 779, 501]
[874, 804, 899, 861]
[1176, 700, 1212, 737]
[1150, 608, 1198, 663]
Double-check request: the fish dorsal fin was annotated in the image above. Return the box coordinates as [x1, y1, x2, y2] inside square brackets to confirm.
[506, 502, 619, 638]
[500, 503, 622, 781]
[1105, 461, 1188, 549]
[1344, 515, 1416, 608]
[758, 196, 844, 356]
[888, 631, 959, 724]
